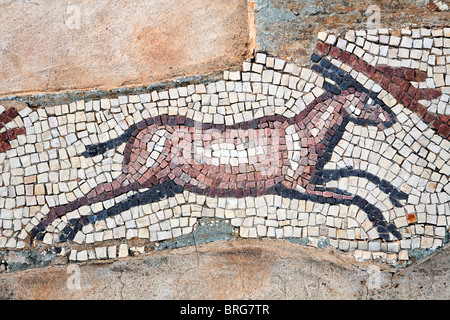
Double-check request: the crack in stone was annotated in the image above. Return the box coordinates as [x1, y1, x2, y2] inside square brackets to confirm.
[117, 269, 125, 300]
[235, 261, 252, 299]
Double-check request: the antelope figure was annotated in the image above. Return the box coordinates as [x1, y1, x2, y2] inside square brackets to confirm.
[30, 51, 440, 244]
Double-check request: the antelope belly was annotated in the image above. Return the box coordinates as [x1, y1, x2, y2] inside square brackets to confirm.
[176, 127, 283, 168]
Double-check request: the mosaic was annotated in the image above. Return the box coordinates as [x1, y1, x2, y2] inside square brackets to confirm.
[0, 28, 449, 264]
[427, 0, 449, 12]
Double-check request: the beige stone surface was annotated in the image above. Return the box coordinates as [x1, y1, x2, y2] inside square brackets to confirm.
[1, 239, 448, 300]
[0, 0, 252, 97]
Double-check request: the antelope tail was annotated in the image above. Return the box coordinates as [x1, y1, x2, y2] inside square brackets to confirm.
[81, 124, 137, 157]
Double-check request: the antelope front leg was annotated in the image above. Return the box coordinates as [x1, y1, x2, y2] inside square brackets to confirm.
[312, 166, 408, 207]
[274, 183, 402, 240]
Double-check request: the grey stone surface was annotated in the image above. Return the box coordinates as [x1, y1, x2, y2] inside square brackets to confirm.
[253, 0, 450, 65]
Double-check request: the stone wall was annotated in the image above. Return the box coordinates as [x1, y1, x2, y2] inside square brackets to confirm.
[0, 0, 449, 300]
[0, 0, 252, 97]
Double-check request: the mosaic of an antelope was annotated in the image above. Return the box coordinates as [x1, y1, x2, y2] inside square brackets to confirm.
[30, 52, 441, 244]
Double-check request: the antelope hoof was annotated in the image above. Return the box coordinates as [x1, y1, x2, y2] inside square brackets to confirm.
[389, 189, 408, 207]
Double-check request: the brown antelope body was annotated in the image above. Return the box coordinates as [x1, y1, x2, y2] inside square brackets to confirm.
[29, 54, 443, 243]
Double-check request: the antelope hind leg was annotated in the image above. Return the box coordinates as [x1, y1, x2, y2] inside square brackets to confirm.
[57, 180, 183, 243]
